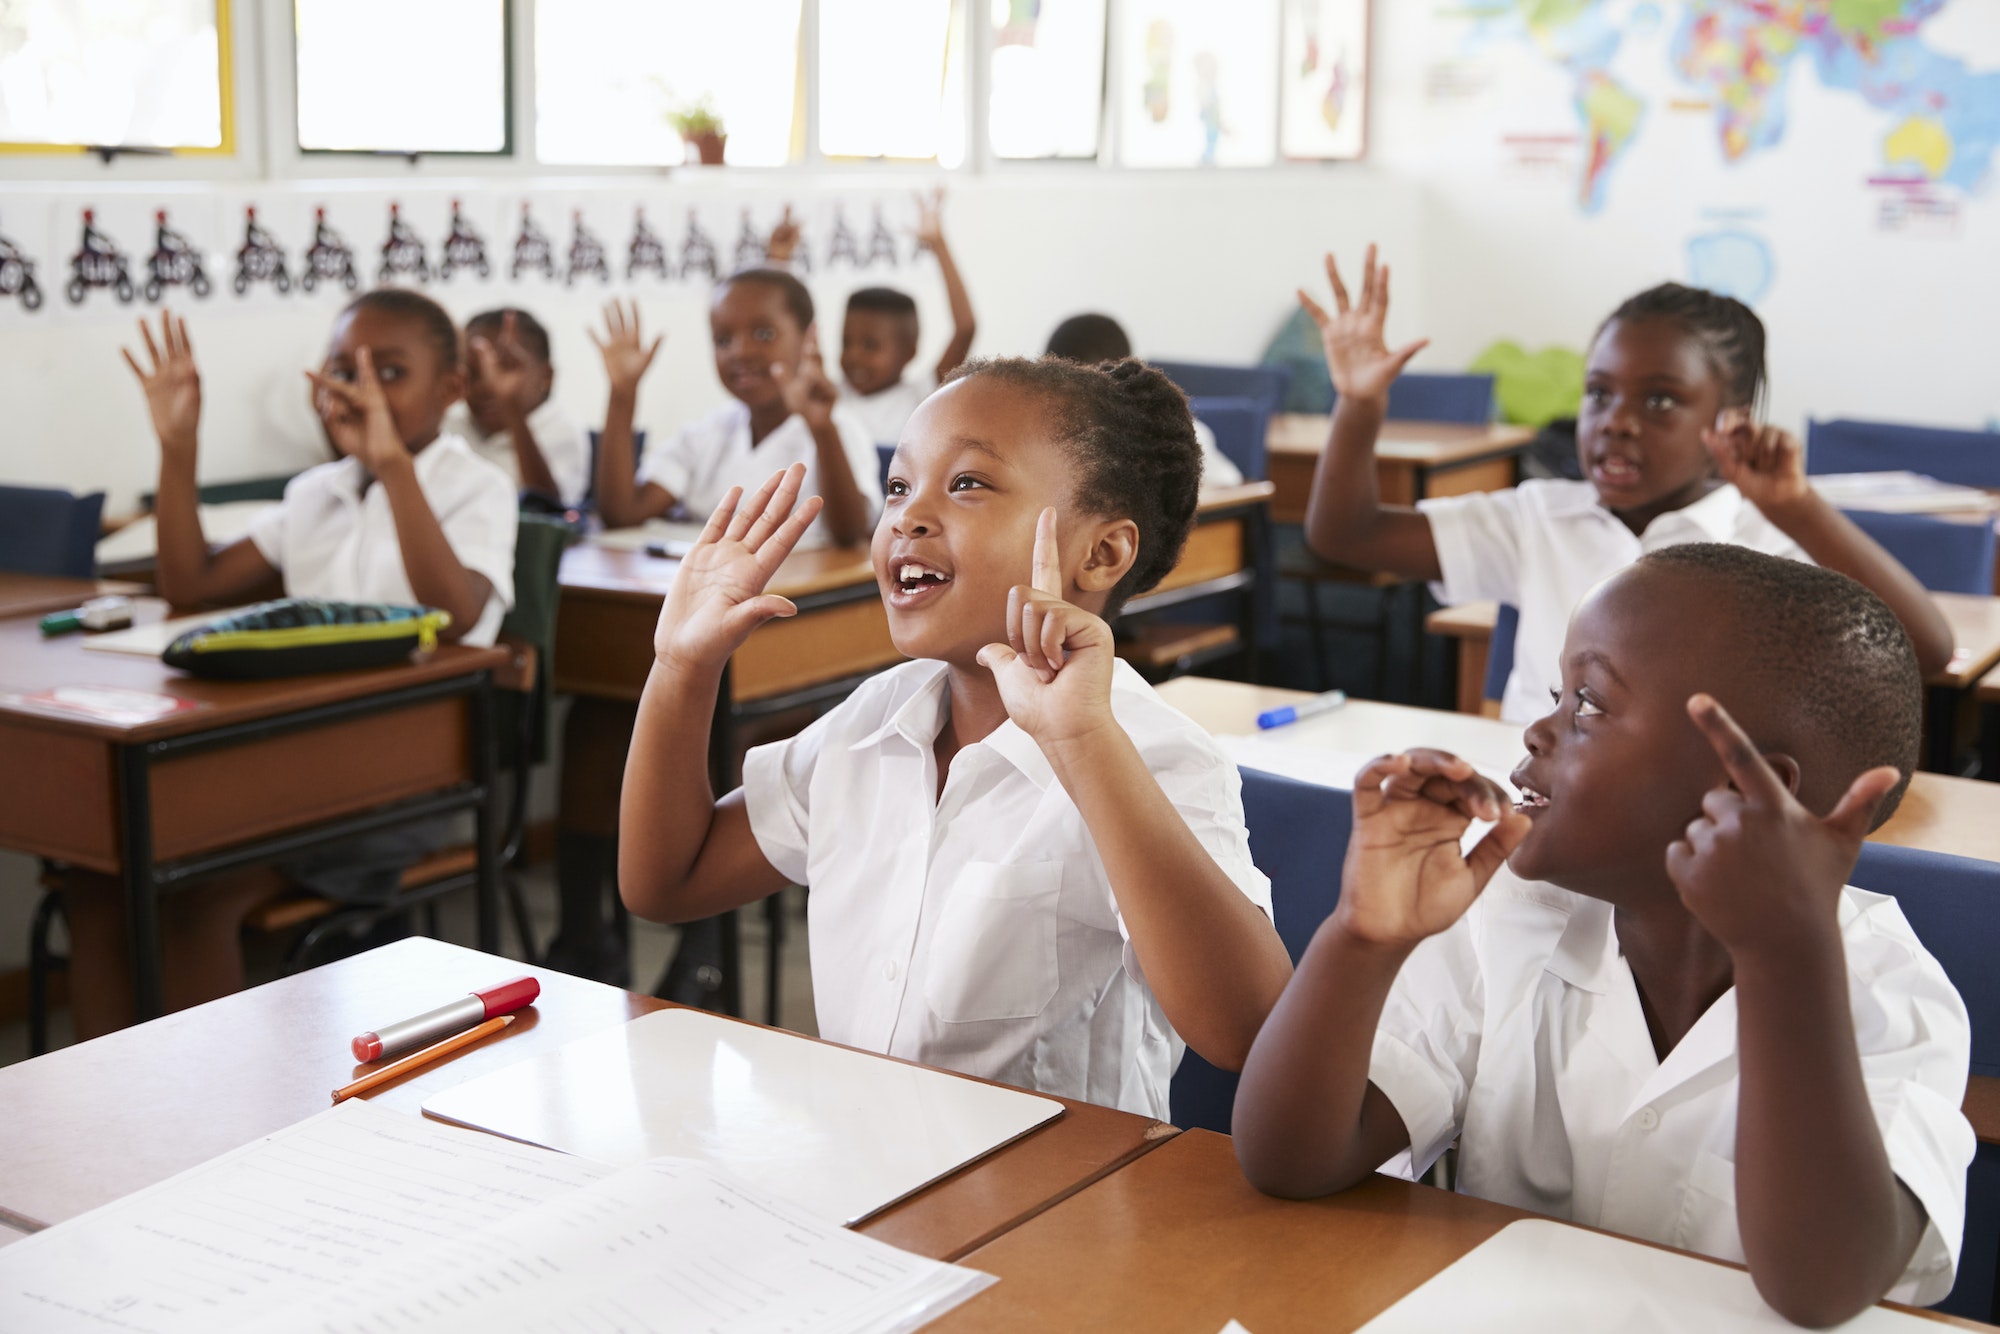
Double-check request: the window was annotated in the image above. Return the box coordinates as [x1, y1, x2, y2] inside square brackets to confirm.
[988, 0, 1105, 160]
[294, 0, 507, 154]
[0, 0, 231, 153]
[1113, 0, 1278, 168]
[819, 0, 965, 163]
[535, 0, 803, 167]
[1278, 0, 1366, 160]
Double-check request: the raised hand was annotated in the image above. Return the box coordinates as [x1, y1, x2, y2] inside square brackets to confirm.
[1332, 750, 1529, 950]
[766, 205, 801, 264]
[654, 463, 824, 674]
[1666, 694, 1897, 958]
[1297, 245, 1429, 406]
[305, 346, 405, 476]
[121, 311, 202, 456]
[1705, 409, 1809, 514]
[469, 310, 535, 414]
[772, 333, 838, 426]
[588, 299, 663, 397]
[975, 508, 1120, 747]
[913, 187, 946, 253]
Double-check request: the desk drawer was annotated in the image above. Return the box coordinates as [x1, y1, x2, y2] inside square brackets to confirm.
[1151, 519, 1245, 596]
[0, 720, 118, 871]
[732, 599, 900, 704]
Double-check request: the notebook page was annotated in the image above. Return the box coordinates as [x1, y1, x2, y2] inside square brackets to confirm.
[0, 1101, 610, 1334]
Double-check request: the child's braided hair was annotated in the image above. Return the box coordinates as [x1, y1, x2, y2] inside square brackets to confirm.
[1598, 282, 1768, 415]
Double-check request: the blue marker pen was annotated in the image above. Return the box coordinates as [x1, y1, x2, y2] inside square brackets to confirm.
[1257, 689, 1347, 730]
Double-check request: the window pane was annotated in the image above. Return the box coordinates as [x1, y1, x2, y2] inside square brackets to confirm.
[989, 0, 1105, 160]
[0, 0, 224, 150]
[819, 0, 961, 161]
[295, 0, 506, 153]
[1279, 0, 1365, 159]
[1114, 0, 1277, 168]
[536, 0, 802, 167]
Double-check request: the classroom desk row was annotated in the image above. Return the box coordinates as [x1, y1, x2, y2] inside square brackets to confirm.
[1262, 414, 1537, 526]
[0, 937, 1984, 1331]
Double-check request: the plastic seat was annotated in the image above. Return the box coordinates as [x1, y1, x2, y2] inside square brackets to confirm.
[1807, 419, 2000, 488]
[0, 485, 105, 578]
[1840, 509, 1997, 595]
[1385, 372, 1496, 425]
[877, 443, 896, 495]
[1153, 361, 1291, 414]
[1485, 604, 1520, 705]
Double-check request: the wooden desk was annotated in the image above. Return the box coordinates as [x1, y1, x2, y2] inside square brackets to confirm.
[0, 937, 1175, 1264]
[0, 573, 146, 621]
[1264, 415, 1535, 526]
[0, 617, 507, 1017]
[931, 1129, 1986, 1332]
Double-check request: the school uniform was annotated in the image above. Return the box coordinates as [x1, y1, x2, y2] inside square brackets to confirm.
[444, 398, 593, 507]
[1370, 867, 1973, 1306]
[248, 433, 517, 647]
[742, 657, 1273, 1119]
[1418, 479, 1805, 724]
[1193, 418, 1244, 488]
[842, 374, 934, 446]
[637, 400, 882, 548]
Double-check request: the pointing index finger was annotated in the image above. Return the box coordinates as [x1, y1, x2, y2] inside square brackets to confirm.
[1687, 693, 1787, 805]
[1030, 507, 1061, 598]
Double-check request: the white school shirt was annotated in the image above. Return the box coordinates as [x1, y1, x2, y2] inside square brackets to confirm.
[1369, 869, 1974, 1307]
[247, 435, 517, 647]
[1418, 479, 1806, 724]
[1193, 418, 1245, 488]
[843, 373, 935, 446]
[637, 400, 882, 549]
[742, 657, 1274, 1119]
[443, 398, 592, 507]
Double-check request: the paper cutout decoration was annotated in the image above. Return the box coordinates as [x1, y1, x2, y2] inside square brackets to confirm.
[66, 209, 135, 305]
[440, 199, 490, 280]
[733, 209, 767, 270]
[627, 207, 669, 280]
[678, 208, 718, 282]
[144, 209, 212, 302]
[825, 205, 862, 269]
[0, 218, 45, 311]
[566, 210, 610, 285]
[512, 203, 556, 281]
[865, 204, 901, 268]
[378, 203, 431, 284]
[233, 207, 292, 295]
[302, 207, 360, 293]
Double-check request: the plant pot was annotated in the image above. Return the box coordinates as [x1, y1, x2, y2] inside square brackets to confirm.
[682, 131, 727, 166]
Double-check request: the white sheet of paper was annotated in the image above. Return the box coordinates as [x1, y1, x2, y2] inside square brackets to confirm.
[422, 1008, 1066, 1225]
[1356, 1220, 1938, 1332]
[0, 1101, 611, 1334]
[589, 519, 710, 555]
[95, 501, 283, 566]
[79, 608, 228, 656]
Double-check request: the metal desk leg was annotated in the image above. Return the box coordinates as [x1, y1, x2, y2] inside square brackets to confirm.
[116, 742, 163, 1020]
[470, 671, 500, 954]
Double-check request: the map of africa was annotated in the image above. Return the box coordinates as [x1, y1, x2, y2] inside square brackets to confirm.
[1475, 0, 2000, 214]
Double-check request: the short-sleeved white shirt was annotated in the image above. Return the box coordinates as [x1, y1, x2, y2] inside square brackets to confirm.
[1193, 418, 1245, 488]
[247, 434, 517, 647]
[1369, 869, 1974, 1307]
[637, 400, 882, 549]
[843, 373, 936, 446]
[444, 398, 592, 507]
[741, 657, 1273, 1118]
[1418, 480, 1806, 724]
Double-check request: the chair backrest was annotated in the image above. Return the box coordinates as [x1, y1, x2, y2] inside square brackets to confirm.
[1187, 395, 1270, 482]
[1850, 842, 2000, 1078]
[1385, 372, 1497, 425]
[877, 443, 896, 495]
[1841, 509, 1998, 595]
[1153, 360, 1291, 414]
[0, 485, 105, 578]
[1170, 767, 1352, 1133]
[498, 512, 572, 767]
[1807, 418, 2000, 487]
[1485, 604, 1521, 703]
[139, 473, 296, 510]
[584, 428, 647, 507]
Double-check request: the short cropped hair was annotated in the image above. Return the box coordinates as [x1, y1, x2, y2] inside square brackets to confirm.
[466, 307, 551, 365]
[847, 286, 918, 320]
[1045, 313, 1133, 365]
[1638, 543, 1921, 824]
[720, 267, 815, 331]
[344, 288, 458, 371]
[945, 355, 1201, 617]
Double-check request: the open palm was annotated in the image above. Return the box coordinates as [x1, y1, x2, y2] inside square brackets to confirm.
[655, 464, 824, 672]
[1297, 245, 1429, 404]
[121, 312, 202, 450]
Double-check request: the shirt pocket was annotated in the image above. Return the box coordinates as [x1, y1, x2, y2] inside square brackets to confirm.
[923, 861, 1062, 1024]
[1677, 1148, 1742, 1256]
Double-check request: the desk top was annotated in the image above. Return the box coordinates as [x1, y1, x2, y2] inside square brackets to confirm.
[0, 613, 508, 743]
[1266, 414, 1537, 465]
[1935, 592, 2000, 689]
[0, 938, 1171, 1263]
[0, 573, 146, 621]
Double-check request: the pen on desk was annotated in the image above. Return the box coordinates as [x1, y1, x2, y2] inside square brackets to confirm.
[333, 1014, 514, 1103]
[351, 975, 540, 1063]
[1256, 690, 1347, 730]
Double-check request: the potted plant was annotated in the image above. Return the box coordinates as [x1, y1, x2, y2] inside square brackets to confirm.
[668, 98, 727, 166]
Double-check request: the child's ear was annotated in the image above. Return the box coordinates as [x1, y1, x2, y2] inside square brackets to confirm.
[1760, 751, 1802, 798]
[1073, 517, 1140, 596]
[440, 363, 468, 408]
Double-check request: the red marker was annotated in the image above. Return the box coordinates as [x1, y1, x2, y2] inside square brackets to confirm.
[351, 976, 540, 1063]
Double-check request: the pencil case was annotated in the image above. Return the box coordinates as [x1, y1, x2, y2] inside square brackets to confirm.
[162, 598, 451, 679]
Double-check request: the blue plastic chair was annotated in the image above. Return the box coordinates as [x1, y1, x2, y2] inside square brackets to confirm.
[1385, 372, 1497, 425]
[1808, 419, 2000, 488]
[1153, 361, 1291, 414]
[1850, 841, 2000, 1319]
[1187, 395, 1270, 483]
[1169, 767, 1352, 1134]
[0, 485, 105, 578]
[877, 443, 896, 495]
[1841, 509, 1998, 595]
[1484, 604, 1520, 705]
[583, 428, 647, 507]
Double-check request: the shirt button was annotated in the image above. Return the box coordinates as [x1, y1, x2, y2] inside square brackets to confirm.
[1633, 1106, 1660, 1132]
[883, 959, 899, 981]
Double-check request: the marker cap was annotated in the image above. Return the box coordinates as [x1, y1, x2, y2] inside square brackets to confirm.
[474, 975, 540, 1019]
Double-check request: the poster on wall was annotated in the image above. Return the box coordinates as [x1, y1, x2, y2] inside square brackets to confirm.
[1280, 0, 1367, 160]
[1114, 0, 1280, 168]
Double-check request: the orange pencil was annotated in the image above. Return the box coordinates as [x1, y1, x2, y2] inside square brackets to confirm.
[332, 1013, 514, 1103]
